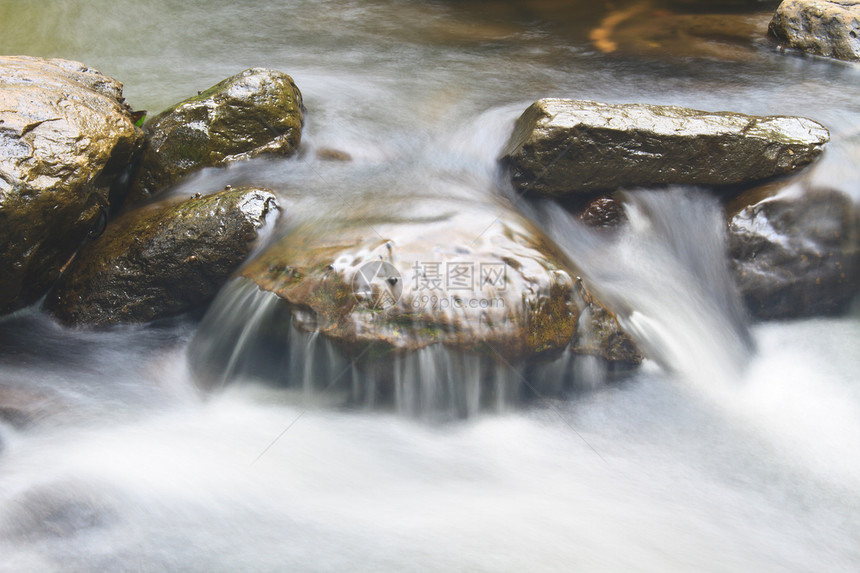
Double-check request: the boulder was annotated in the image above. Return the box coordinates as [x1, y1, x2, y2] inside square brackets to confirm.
[131, 68, 304, 201]
[235, 194, 639, 366]
[44, 187, 279, 326]
[501, 99, 829, 197]
[769, 0, 860, 62]
[727, 183, 859, 319]
[0, 56, 145, 314]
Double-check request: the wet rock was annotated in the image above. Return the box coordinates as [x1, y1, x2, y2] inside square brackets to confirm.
[579, 196, 626, 229]
[45, 187, 279, 326]
[769, 0, 860, 62]
[0, 56, 145, 315]
[501, 98, 829, 197]
[132, 68, 304, 201]
[237, 194, 640, 366]
[727, 184, 859, 319]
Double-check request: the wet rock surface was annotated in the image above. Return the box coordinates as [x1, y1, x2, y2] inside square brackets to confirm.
[727, 184, 859, 319]
[579, 196, 626, 229]
[501, 98, 829, 197]
[237, 194, 640, 365]
[769, 0, 860, 61]
[45, 187, 278, 326]
[0, 56, 145, 315]
[131, 68, 303, 202]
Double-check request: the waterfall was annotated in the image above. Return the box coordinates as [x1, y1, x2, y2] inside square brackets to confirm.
[188, 279, 535, 418]
[533, 188, 754, 388]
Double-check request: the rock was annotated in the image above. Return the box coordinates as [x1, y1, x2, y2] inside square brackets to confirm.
[44, 187, 279, 326]
[235, 194, 639, 366]
[579, 196, 626, 229]
[0, 56, 145, 315]
[590, 4, 773, 61]
[316, 148, 352, 162]
[769, 0, 860, 62]
[727, 183, 859, 319]
[131, 68, 304, 202]
[501, 99, 829, 197]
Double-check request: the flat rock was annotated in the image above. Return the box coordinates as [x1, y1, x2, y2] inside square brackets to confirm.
[501, 98, 829, 197]
[727, 183, 859, 319]
[131, 68, 304, 201]
[0, 56, 144, 314]
[769, 0, 860, 62]
[45, 187, 279, 326]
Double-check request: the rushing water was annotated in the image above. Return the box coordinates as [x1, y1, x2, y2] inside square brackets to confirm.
[1, 0, 859, 571]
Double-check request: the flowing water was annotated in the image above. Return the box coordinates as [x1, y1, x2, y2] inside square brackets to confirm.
[1, 0, 859, 571]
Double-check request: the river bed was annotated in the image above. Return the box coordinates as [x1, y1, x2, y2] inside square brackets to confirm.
[1, 1, 858, 571]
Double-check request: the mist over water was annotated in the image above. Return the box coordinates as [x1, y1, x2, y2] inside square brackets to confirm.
[1, 0, 859, 571]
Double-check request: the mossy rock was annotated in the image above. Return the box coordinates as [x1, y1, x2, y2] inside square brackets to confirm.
[131, 68, 304, 201]
[45, 187, 279, 326]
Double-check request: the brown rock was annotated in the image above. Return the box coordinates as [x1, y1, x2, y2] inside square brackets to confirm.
[0, 56, 144, 314]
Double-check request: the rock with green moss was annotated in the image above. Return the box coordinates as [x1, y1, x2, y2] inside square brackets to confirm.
[132, 68, 304, 201]
[769, 0, 860, 62]
[237, 193, 639, 366]
[727, 182, 859, 319]
[44, 187, 279, 326]
[0, 56, 145, 315]
[501, 99, 829, 197]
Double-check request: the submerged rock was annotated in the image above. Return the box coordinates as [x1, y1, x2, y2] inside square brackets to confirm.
[0, 56, 145, 315]
[236, 194, 639, 367]
[769, 0, 860, 62]
[132, 68, 304, 201]
[727, 183, 859, 319]
[590, 6, 773, 61]
[501, 99, 829, 197]
[45, 187, 279, 326]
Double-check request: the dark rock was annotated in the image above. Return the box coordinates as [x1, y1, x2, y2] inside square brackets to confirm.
[45, 187, 279, 326]
[0, 56, 145, 315]
[769, 0, 860, 62]
[237, 194, 640, 365]
[501, 98, 829, 197]
[727, 183, 859, 319]
[131, 68, 304, 201]
[579, 196, 626, 229]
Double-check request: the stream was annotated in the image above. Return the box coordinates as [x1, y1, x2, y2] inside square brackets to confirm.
[1, 0, 859, 571]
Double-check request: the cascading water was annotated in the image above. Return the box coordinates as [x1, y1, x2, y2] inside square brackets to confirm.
[533, 188, 754, 388]
[1, 0, 859, 571]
